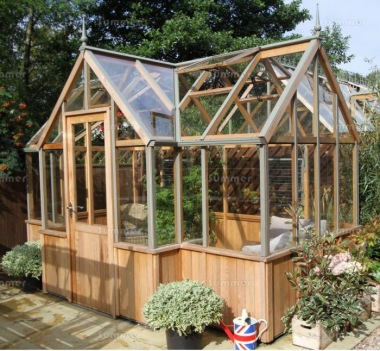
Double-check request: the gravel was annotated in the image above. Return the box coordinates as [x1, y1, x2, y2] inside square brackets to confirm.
[354, 325, 380, 350]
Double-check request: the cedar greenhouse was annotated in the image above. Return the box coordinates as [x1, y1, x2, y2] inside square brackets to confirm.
[24, 29, 365, 342]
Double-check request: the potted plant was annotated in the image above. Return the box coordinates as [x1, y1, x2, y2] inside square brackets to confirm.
[1, 240, 42, 292]
[143, 279, 225, 350]
[282, 230, 370, 350]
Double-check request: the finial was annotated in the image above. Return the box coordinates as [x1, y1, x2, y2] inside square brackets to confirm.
[314, 3, 321, 35]
[79, 16, 88, 51]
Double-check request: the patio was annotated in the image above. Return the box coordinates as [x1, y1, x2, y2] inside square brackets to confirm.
[0, 283, 379, 350]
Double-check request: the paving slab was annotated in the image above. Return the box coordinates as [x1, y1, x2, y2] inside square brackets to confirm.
[0, 284, 378, 350]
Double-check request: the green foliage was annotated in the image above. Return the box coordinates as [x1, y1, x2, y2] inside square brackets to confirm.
[143, 279, 224, 336]
[1, 241, 42, 279]
[155, 186, 176, 246]
[372, 267, 380, 284]
[282, 230, 370, 333]
[359, 83, 380, 224]
[347, 217, 380, 277]
[155, 164, 207, 245]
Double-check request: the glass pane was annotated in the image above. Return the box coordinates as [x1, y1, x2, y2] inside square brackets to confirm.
[272, 110, 292, 138]
[227, 147, 260, 215]
[66, 70, 85, 112]
[90, 68, 111, 108]
[91, 122, 107, 224]
[269, 145, 293, 217]
[180, 102, 209, 136]
[297, 99, 313, 136]
[209, 146, 224, 246]
[117, 109, 142, 141]
[155, 147, 175, 246]
[45, 150, 65, 230]
[46, 114, 63, 144]
[320, 145, 335, 232]
[27, 153, 42, 220]
[339, 144, 354, 227]
[182, 147, 203, 244]
[118, 148, 147, 245]
[74, 123, 88, 223]
[94, 53, 175, 139]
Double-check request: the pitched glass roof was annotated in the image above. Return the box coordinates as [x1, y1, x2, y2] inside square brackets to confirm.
[93, 52, 175, 139]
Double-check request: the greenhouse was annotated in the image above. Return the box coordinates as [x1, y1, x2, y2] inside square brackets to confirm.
[24, 32, 361, 341]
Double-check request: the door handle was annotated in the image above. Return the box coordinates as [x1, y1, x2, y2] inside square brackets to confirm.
[67, 202, 74, 218]
[67, 203, 84, 218]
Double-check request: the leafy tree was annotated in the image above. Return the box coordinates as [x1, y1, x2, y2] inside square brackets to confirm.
[0, 0, 311, 175]
[319, 23, 354, 69]
[0, 1, 91, 123]
[86, 0, 310, 62]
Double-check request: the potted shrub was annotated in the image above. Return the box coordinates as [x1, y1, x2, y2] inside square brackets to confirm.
[1, 240, 42, 292]
[143, 279, 225, 350]
[282, 230, 370, 350]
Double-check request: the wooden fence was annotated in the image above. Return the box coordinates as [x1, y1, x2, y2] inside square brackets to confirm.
[0, 174, 28, 258]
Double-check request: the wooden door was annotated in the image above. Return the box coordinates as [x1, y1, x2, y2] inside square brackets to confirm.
[65, 109, 115, 316]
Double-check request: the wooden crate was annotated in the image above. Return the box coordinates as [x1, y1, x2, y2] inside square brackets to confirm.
[359, 294, 372, 320]
[292, 317, 335, 350]
[371, 285, 380, 313]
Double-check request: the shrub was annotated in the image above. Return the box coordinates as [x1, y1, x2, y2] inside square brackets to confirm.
[1, 241, 42, 279]
[143, 279, 224, 336]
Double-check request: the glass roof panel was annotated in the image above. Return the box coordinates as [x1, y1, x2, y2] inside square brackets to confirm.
[278, 67, 335, 133]
[94, 53, 175, 139]
[66, 71, 85, 112]
[89, 68, 111, 108]
[46, 113, 63, 144]
[177, 49, 250, 73]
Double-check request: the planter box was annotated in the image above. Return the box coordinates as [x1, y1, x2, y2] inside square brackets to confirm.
[371, 285, 380, 313]
[359, 294, 371, 320]
[292, 317, 335, 350]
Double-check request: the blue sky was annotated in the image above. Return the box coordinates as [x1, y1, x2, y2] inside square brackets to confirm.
[284, 0, 379, 76]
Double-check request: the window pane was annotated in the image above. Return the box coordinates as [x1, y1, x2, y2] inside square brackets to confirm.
[118, 148, 147, 245]
[45, 150, 65, 230]
[182, 147, 202, 244]
[91, 122, 107, 224]
[74, 123, 88, 223]
[27, 153, 41, 220]
[155, 147, 175, 246]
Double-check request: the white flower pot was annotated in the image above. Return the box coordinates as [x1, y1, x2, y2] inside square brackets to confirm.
[371, 285, 380, 313]
[292, 317, 335, 350]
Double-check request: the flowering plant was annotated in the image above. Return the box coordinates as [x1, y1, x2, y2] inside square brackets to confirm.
[282, 228, 370, 333]
[0, 87, 34, 175]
